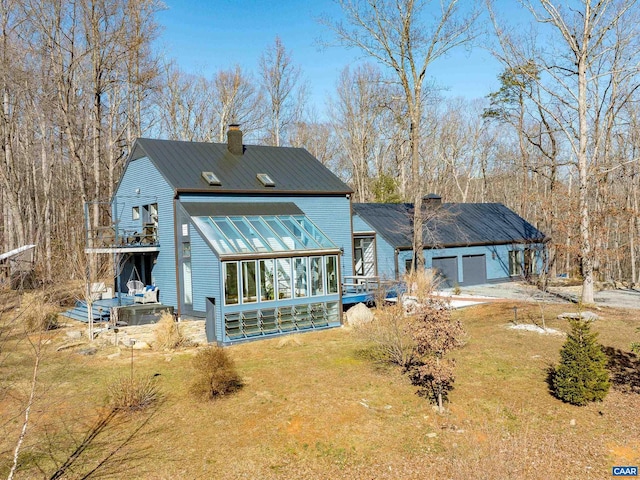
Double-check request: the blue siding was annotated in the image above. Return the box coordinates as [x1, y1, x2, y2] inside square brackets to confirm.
[179, 193, 353, 279]
[354, 213, 547, 285]
[354, 214, 397, 280]
[177, 193, 351, 343]
[115, 157, 177, 307]
[398, 250, 413, 276]
[374, 236, 396, 280]
[352, 215, 372, 233]
[423, 243, 545, 284]
[189, 224, 220, 314]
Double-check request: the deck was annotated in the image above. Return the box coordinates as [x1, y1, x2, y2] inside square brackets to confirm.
[85, 223, 160, 254]
[60, 294, 171, 326]
[341, 276, 395, 307]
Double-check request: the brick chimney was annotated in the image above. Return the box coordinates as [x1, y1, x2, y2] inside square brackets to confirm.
[227, 124, 243, 155]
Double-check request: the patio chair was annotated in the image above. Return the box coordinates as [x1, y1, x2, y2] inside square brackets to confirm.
[126, 280, 144, 296]
[133, 285, 159, 304]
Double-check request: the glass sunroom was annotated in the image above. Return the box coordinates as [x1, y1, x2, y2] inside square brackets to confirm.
[189, 207, 342, 341]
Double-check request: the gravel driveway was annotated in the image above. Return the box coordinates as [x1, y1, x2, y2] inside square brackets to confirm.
[444, 281, 640, 310]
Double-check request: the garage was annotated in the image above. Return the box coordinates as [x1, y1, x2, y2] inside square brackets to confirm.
[462, 254, 487, 285]
[432, 257, 458, 288]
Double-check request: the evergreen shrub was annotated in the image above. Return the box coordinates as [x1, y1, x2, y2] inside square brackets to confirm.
[552, 319, 610, 406]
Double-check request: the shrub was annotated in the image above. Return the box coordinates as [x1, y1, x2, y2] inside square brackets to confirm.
[409, 305, 466, 412]
[403, 269, 439, 304]
[631, 327, 640, 355]
[190, 346, 242, 400]
[353, 302, 417, 369]
[552, 319, 610, 406]
[154, 311, 184, 350]
[108, 374, 160, 411]
[20, 292, 59, 332]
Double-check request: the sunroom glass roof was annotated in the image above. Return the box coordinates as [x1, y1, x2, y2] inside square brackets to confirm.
[192, 214, 337, 255]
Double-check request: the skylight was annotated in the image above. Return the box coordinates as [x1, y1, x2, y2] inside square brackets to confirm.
[202, 171, 221, 186]
[191, 214, 337, 256]
[257, 173, 275, 187]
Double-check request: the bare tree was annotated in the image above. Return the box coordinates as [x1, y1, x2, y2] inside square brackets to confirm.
[212, 65, 263, 142]
[489, 0, 640, 302]
[259, 36, 306, 146]
[288, 118, 340, 170]
[324, 0, 479, 270]
[330, 63, 388, 201]
[159, 62, 214, 141]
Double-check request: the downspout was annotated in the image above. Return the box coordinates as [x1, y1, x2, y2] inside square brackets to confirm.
[173, 193, 181, 319]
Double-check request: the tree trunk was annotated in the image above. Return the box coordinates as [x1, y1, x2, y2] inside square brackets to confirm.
[577, 50, 594, 303]
[411, 108, 424, 270]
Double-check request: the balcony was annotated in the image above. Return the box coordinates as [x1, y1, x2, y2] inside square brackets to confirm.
[86, 223, 159, 254]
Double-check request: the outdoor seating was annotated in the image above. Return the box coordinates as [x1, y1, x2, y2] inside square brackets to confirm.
[133, 285, 159, 304]
[126, 280, 145, 296]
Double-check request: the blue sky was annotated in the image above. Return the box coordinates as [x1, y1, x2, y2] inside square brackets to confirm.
[155, 0, 506, 119]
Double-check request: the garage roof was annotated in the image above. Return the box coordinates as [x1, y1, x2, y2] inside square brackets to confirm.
[352, 202, 547, 249]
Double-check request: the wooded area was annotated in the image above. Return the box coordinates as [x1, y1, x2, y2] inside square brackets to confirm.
[1, 0, 639, 294]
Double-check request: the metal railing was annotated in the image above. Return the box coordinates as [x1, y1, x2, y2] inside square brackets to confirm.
[342, 275, 381, 294]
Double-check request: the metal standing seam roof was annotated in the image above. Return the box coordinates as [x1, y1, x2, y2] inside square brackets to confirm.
[352, 202, 548, 249]
[127, 138, 353, 195]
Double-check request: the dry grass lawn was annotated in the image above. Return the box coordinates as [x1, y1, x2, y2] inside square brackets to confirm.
[1, 292, 639, 479]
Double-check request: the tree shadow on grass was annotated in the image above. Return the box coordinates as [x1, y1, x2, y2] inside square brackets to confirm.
[603, 346, 640, 394]
[42, 400, 165, 480]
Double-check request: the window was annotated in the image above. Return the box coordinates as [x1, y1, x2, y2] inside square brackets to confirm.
[310, 256, 324, 296]
[149, 203, 158, 225]
[241, 260, 257, 303]
[259, 259, 275, 301]
[231, 217, 269, 252]
[326, 255, 338, 294]
[405, 259, 413, 274]
[194, 213, 336, 255]
[257, 173, 275, 187]
[509, 250, 522, 276]
[294, 257, 308, 297]
[183, 260, 192, 305]
[281, 217, 320, 249]
[224, 262, 239, 305]
[132, 206, 140, 220]
[524, 248, 538, 276]
[183, 242, 192, 305]
[354, 236, 375, 276]
[202, 171, 221, 186]
[276, 258, 292, 299]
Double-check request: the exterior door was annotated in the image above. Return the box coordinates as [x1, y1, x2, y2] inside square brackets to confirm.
[353, 236, 376, 277]
[432, 257, 458, 288]
[462, 254, 487, 285]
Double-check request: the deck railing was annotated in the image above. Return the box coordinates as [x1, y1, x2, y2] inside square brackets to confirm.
[342, 275, 381, 294]
[90, 224, 159, 249]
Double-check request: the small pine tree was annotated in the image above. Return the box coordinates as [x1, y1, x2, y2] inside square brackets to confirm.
[552, 319, 610, 406]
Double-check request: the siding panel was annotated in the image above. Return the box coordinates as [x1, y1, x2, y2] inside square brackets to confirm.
[116, 157, 177, 307]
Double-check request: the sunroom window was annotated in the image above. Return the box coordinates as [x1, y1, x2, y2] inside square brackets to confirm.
[192, 214, 336, 256]
[223, 254, 339, 306]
